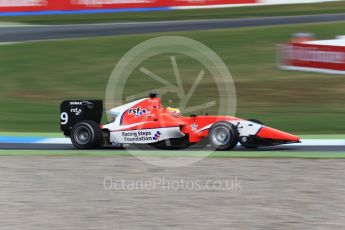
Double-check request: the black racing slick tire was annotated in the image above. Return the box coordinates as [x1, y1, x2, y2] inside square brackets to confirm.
[208, 121, 239, 151]
[71, 120, 103, 149]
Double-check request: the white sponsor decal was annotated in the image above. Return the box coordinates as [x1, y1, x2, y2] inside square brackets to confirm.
[121, 130, 159, 142]
[195, 120, 262, 137]
[128, 106, 147, 117]
[60, 112, 69, 125]
[0, 0, 47, 7]
[283, 45, 345, 64]
[70, 108, 82, 116]
[110, 127, 184, 144]
[71, 0, 154, 6]
[191, 123, 198, 132]
[70, 101, 83, 105]
[233, 120, 262, 137]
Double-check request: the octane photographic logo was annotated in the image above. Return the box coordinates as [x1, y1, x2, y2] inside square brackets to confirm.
[105, 36, 236, 167]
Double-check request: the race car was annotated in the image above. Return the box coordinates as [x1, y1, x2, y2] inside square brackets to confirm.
[60, 93, 300, 150]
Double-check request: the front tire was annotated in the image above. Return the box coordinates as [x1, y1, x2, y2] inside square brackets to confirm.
[71, 120, 103, 149]
[208, 121, 239, 150]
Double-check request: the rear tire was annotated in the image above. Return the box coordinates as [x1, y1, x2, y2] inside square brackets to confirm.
[208, 121, 239, 151]
[71, 120, 103, 149]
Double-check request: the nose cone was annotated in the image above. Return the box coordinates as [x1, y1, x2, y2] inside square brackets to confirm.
[256, 126, 300, 142]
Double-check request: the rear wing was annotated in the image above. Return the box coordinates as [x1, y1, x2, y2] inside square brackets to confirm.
[60, 100, 103, 136]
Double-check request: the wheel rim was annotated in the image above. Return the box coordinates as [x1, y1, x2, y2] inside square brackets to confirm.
[74, 126, 92, 145]
[211, 126, 231, 146]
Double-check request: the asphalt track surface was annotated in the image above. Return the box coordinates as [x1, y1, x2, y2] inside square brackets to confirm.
[1, 143, 345, 151]
[1, 13, 345, 42]
[1, 156, 345, 229]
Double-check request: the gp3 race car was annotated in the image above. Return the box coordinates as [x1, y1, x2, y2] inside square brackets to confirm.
[60, 93, 300, 150]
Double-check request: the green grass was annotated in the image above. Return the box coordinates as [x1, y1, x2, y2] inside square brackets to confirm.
[0, 1, 344, 25]
[300, 134, 345, 139]
[1, 150, 345, 158]
[1, 21, 345, 134]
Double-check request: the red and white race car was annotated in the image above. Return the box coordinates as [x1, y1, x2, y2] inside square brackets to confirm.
[60, 93, 300, 150]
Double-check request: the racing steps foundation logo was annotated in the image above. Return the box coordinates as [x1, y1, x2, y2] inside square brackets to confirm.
[122, 131, 153, 142]
[153, 131, 161, 140]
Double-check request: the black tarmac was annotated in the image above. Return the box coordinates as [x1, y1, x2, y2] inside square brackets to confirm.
[1, 13, 344, 42]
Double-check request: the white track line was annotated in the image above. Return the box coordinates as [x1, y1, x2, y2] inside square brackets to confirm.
[35, 138, 72, 144]
[0, 42, 21, 46]
[0, 22, 43, 28]
[288, 139, 345, 146]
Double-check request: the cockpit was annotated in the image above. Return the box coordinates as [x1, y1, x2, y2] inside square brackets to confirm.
[166, 107, 182, 117]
